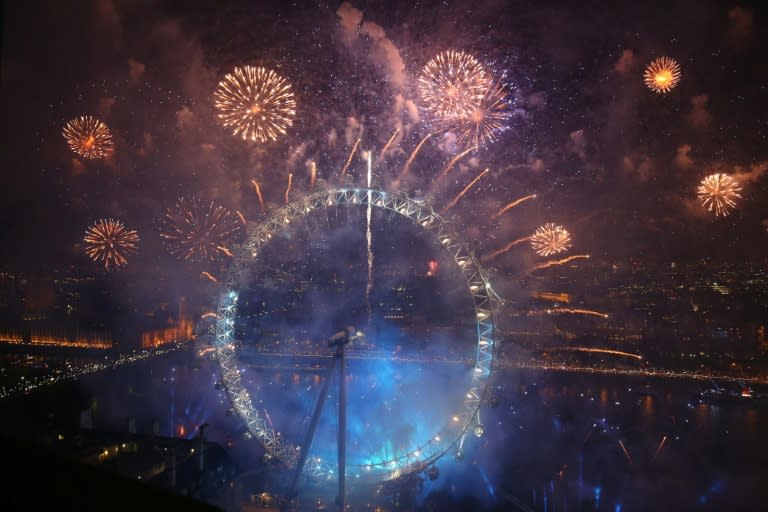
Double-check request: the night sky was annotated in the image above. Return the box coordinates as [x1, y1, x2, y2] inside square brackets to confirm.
[1, 0, 767, 283]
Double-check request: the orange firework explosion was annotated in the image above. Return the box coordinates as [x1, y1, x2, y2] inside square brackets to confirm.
[697, 173, 742, 217]
[159, 197, 241, 262]
[643, 56, 681, 94]
[530, 223, 572, 257]
[449, 80, 511, 150]
[214, 65, 296, 142]
[83, 218, 139, 270]
[418, 50, 490, 122]
[418, 50, 510, 149]
[62, 116, 114, 159]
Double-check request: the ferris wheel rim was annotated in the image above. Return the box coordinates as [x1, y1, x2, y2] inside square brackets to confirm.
[214, 187, 498, 483]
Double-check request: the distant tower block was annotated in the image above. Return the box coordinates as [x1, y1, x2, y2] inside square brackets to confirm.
[127, 416, 136, 434]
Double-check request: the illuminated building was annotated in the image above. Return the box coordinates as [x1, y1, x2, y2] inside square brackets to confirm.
[0, 329, 23, 344]
[141, 319, 194, 349]
[0, 327, 112, 349]
[30, 327, 112, 349]
[141, 297, 195, 348]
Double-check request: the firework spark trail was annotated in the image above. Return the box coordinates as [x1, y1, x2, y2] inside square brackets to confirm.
[201, 272, 219, 284]
[652, 436, 668, 461]
[83, 219, 139, 270]
[546, 308, 609, 319]
[366, 151, 374, 320]
[530, 254, 590, 272]
[251, 179, 265, 210]
[398, 133, 432, 181]
[451, 80, 511, 150]
[618, 440, 633, 465]
[441, 168, 489, 213]
[309, 160, 317, 190]
[555, 347, 642, 360]
[483, 236, 532, 261]
[235, 210, 247, 225]
[492, 194, 537, 220]
[200, 312, 218, 319]
[698, 173, 742, 217]
[284, 173, 293, 204]
[216, 246, 234, 257]
[375, 129, 400, 167]
[434, 145, 478, 184]
[339, 138, 361, 179]
[582, 429, 594, 445]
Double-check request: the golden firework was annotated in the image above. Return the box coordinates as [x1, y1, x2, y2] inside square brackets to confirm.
[214, 65, 296, 142]
[418, 50, 490, 121]
[160, 197, 241, 261]
[84, 218, 139, 270]
[450, 80, 511, 149]
[643, 56, 681, 94]
[63, 116, 114, 159]
[697, 173, 742, 217]
[417, 51, 510, 149]
[530, 223, 572, 257]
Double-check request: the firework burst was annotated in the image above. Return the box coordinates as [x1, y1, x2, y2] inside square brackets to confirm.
[644, 56, 681, 94]
[417, 50, 490, 121]
[697, 173, 742, 217]
[417, 50, 510, 149]
[160, 197, 241, 261]
[449, 80, 511, 150]
[530, 223, 572, 257]
[83, 218, 139, 270]
[63, 116, 114, 159]
[214, 65, 296, 142]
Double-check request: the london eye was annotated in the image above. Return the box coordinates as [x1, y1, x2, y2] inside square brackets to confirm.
[213, 187, 499, 502]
